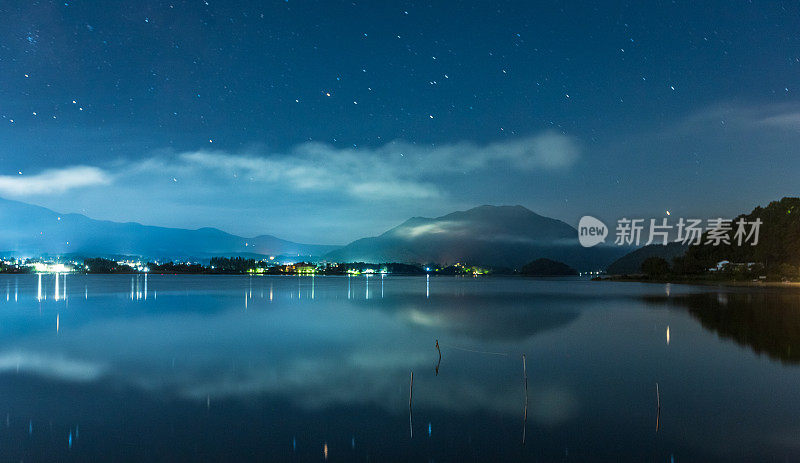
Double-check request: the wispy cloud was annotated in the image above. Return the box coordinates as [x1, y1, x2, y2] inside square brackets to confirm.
[164, 131, 580, 200]
[0, 166, 110, 196]
[677, 102, 800, 133]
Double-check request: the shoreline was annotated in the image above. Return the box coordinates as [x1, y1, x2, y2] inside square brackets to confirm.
[595, 276, 800, 288]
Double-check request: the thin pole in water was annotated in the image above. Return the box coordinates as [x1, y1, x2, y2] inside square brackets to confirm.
[409, 371, 414, 439]
[435, 340, 441, 376]
[522, 354, 528, 445]
[656, 382, 661, 410]
[656, 382, 661, 433]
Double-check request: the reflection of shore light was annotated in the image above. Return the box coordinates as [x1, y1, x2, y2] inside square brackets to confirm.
[666, 326, 670, 345]
[33, 263, 71, 273]
[323, 442, 328, 460]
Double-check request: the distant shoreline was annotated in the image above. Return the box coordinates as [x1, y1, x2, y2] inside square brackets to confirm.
[0, 272, 589, 278]
[595, 276, 800, 289]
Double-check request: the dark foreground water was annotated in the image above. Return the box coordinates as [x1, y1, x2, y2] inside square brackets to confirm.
[0, 274, 799, 461]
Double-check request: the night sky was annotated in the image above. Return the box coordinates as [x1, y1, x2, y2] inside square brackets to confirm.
[1, 1, 799, 244]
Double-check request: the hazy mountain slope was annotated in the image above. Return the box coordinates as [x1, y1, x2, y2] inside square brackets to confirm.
[605, 242, 688, 274]
[0, 197, 337, 259]
[325, 205, 626, 270]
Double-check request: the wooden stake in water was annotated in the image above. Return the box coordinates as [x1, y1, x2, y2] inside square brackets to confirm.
[656, 382, 661, 433]
[656, 382, 661, 410]
[409, 371, 414, 439]
[522, 354, 528, 445]
[435, 340, 442, 376]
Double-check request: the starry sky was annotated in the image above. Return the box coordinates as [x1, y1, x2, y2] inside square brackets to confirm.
[1, 0, 799, 244]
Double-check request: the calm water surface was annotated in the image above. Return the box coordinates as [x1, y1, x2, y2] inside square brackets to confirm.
[0, 274, 798, 461]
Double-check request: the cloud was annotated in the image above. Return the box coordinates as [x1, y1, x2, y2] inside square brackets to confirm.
[0, 166, 110, 196]
[677, 102, 800, 133]
[396, 221, 461, 238]
[757, 112, 800, 130]
[160, 131, 580, 200]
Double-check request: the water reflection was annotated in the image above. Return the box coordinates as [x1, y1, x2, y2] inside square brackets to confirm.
[0, 275, 586, 426]
[645, 291, 800, 364]
[375, 293, 581, 341]
[0, 275, 799, 461]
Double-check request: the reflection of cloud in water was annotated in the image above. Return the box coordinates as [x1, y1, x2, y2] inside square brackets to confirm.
[0, 345, 579, 425]
[0, 351, 105, 382]
[529, 385, 579, 425]
[172, 352, 433, 410]
[0, 299, 580, 425]
[368, 294, 582, 341]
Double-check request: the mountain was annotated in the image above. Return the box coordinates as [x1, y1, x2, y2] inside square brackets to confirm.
[520, 258, 578, 276]
[0, 197, 338, 260]
[324, 205, 626, 270]
[605, 241, 688, 275]
[680, 197, 800, 273]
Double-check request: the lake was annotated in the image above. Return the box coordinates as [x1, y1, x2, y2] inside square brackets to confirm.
[0, 274, 798, 461]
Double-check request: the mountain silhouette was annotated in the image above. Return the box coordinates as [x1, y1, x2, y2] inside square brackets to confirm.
[325, 205, 625, 270]
[0, 197, 336, 260]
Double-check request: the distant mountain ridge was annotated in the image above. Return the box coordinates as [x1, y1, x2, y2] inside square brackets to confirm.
[325, 205, 627, 270]
[1, 199, 629, 269]
[0, 197, 337, 260]
[605, 242, 688, 275]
